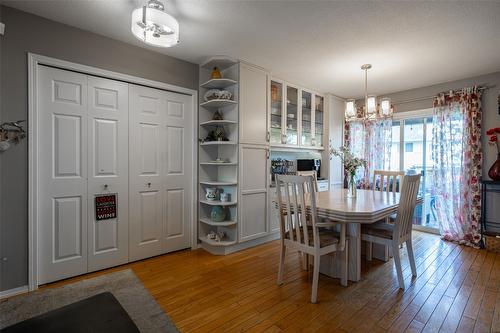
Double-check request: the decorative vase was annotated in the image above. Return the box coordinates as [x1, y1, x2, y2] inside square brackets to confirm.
[347, 174, 357, 198]
[205, 187, 218, 201]
[210, 206, 226, 222]
[488, 154, 500, 181]
[211, 67, 222, 79]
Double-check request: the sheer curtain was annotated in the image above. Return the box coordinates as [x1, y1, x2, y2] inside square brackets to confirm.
[432, 88, 482, 246]
[345, 118, 392, 189]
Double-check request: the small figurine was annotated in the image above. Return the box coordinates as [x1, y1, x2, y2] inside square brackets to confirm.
[213, 110, 224, 120]
[211, 67, 222, 79]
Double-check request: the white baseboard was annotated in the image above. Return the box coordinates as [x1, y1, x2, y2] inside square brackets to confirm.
[0, 285, 29, 299]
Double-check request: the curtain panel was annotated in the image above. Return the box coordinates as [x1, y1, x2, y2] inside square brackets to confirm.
[432, 88, 482, 246]
[345, 118, 392, 189]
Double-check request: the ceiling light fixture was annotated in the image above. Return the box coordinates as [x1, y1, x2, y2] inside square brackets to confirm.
[131, 0, 179, 48]
[345, 64, 393, 121]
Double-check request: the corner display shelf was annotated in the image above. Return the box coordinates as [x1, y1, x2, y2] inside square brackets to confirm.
[200, 99, 238, 108]
[198, 56, 240, 255]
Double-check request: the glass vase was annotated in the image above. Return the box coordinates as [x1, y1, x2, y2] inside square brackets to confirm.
[347, 174, 357, 198]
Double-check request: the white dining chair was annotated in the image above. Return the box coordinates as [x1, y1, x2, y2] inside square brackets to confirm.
[297, 170, 319, 193]
[276, 174, 348, 303]
[361, 174, 421, 289]
[373, 170, 405, 193]
[367, 170, 406, 261]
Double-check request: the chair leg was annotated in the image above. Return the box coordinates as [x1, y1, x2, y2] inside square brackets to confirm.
[277, 243, 286, 285]
[392, 243, 405, 289]
[383, 245, 390, 262]
[406, 239, 417, 277]
[341, 241, 348, 287]
[366, 241, 372, 261]
[311, 254, 320, 303]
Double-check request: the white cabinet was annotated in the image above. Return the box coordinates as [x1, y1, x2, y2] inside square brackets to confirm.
[240, 63, 269, 145]
[269, 77, 325, 149]
[239, 145, 270, 242]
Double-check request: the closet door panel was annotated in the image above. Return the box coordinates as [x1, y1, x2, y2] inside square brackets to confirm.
[87, 76, 129, 272]
[162, 92, 193, 252]
[37, 66, 88, 284]
[129, 85, 164, 260]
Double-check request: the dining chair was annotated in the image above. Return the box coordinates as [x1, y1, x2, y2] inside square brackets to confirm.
[367, 170, 405, 261]
[297, 170, 319, 193]
[361, 174, 421, 289]
[276, 174, 348, 303]
[373, 170, 405, 193]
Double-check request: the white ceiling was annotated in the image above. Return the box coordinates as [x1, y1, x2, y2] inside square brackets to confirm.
[3, 0, 500, 98]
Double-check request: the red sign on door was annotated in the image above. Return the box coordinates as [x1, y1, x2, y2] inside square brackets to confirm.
[95, 194, 117, 221]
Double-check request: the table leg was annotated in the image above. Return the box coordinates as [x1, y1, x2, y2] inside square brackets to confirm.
[319, 222, 361, 282]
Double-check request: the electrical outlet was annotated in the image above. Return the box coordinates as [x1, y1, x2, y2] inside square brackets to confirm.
[0, 23, 5, 36]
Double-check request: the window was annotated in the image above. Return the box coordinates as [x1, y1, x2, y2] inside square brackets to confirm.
[405, 142, 414, 152]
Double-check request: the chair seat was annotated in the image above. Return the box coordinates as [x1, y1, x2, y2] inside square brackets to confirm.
[361, 222, 394, 239]
[285, 226, 340, 247]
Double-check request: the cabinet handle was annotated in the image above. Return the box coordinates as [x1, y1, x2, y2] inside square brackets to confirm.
[266, 131, 270, 142]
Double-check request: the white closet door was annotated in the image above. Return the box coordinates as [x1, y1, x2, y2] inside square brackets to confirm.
[162, 91, 193, 253]
[129, 85, 193, 260]
[37, 66, 88, 284]
[87, 76, 129, 272]
[129, 85, 164, 261]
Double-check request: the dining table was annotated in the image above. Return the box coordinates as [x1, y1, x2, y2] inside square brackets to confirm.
[276, 187, 423, 282]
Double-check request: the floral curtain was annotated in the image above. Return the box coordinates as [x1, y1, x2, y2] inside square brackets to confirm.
[432, 87, 482, 246]
[345, 118, 392, 189]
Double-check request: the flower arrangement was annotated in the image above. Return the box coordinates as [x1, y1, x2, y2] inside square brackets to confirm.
[330, 145, 367, 197]
[486, 127, 500, 154]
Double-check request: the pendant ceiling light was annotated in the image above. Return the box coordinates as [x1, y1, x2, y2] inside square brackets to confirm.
[345, 64, 393, 121]
[131, 0, 179, 48]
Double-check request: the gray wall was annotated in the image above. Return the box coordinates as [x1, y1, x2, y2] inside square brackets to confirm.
[355, 71, 500, 176]
[0, 5, 198, 291]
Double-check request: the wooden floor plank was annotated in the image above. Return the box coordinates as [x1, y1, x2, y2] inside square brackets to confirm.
[40, 231, 500, 333]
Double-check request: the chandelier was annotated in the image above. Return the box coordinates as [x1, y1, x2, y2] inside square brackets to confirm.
[131, 0, 179, 48]
[345, 64, 393, 121]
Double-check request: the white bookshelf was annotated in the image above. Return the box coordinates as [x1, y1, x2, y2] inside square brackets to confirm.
[198, 56, 240, 253]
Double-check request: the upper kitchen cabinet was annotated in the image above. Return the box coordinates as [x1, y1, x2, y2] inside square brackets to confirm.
[269, 79, 284, 145]
[301, 90, 313, 146]
[285, 85, 299, 145]
[239, 63, 269, 145]
[314, 94, 324, 147]
[269, 77, 325, 149]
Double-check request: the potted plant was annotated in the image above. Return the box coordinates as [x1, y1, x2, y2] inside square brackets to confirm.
[330, 145, 367, 197]
[486, 127, 500, 181]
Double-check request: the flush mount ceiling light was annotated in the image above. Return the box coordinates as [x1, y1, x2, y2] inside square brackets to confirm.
[131, 0, 179, 48]
[345, 64, 393, 121]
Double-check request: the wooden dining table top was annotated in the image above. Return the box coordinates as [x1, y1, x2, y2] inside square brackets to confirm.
[275, 188, 423, 224]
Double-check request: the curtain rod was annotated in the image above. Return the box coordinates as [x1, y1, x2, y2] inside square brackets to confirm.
[393, 85, 495, 105]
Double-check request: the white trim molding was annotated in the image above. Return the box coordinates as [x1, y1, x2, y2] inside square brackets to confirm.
[0, 285, 28, 300]
[28, 53, 198, 291]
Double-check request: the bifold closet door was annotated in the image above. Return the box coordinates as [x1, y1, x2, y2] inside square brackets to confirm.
[37, 67, 130, 283]
[129, 84, 193, 261]
[37, 66, 89, 284]
[86, 76, 129, 272]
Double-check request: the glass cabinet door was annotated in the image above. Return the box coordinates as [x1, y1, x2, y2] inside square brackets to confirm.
[286, 85, 298, 145]
[301, 90, 312, 146]
[269, 80, 283, 144]
[314, 95, 324, 146]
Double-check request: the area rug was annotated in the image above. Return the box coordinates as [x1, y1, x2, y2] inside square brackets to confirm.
[0, 269, 179, 333]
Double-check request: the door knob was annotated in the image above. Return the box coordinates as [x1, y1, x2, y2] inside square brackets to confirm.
[103, 184, 108, 189]
[147, 182, 151, 188]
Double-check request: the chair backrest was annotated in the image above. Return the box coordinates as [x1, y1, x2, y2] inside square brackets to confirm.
[296, 170, 318, 193]
[276, 174, 319, 248]
[394, 174, 421, 242]
[373, 170, 405, 193]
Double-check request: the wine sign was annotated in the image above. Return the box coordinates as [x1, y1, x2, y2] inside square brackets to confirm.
[95, 194, 117, 221]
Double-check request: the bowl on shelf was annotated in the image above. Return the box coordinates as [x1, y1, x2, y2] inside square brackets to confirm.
[203, 89, 232, 102]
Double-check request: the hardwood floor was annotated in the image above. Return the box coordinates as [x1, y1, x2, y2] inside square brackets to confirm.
[45, 231, 500, 332]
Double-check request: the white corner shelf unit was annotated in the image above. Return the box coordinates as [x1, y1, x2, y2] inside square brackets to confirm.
[198, 56, 240, 254]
